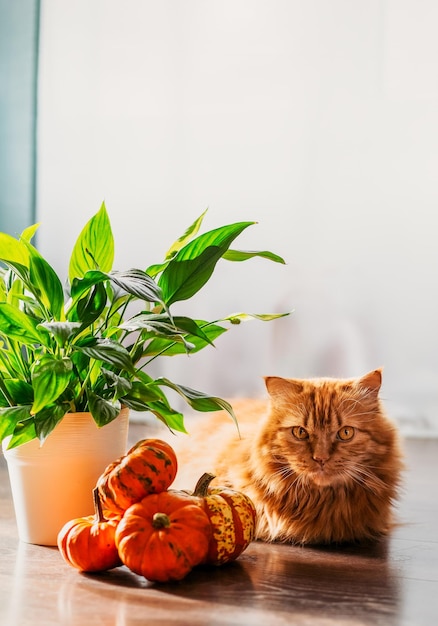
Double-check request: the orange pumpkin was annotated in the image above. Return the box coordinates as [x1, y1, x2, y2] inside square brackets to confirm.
[57, 488, 122, 572]
[97, 438, 177, 514]
[115, 490, 212, 582]
[192, 473, 257, 565]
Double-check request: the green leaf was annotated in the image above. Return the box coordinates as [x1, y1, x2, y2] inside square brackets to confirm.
[74, 338, 136, 374]
[129, 372, 187, 432]
[167, 316, 215, 346]
[121, 314, 213, 348]
[31, 356, 73, 414]
[0, 405, 32, 444]
[158, 222, 255, 305]
[69, 268, 164, 317]
[68, 281, 108, 326]
[3, 379, 34, 405]
[20, 239, 65, 319]
[69, 349, 89, 377]
[164, 209, 209, 260]
[154, 377, 238, 429]
[38, 321, 82, 347]
[146, 400, 187, 433]
[87, 391, 121, 427]
[0, 344, 28, 381]
[222, 311, 292, 325]
[223, 249, 286, 264]
[109, 269, 164, 304]
[0, 303, 49, 346]
[143, 321, 227, 357]
[134, 370, 158, 386]
[69, 270, 109, 301]
[101, 368, 132, 399]
[68, 202, 114, 282]
[3, 280, 23, 310]
[119, 312, 179, 334]
[145, 261, 168, 279]
[146, 211, 210, 278]
[121, 381, 164, 411]
[20, 223, 40, 243]
[0, 389, 10, 408]
[0, 232, 29, 267]
[0, 276, 6, 304]
[2, 413, 36, 449]
[34, 404, 68, 444]
[0, 261, 30, 286]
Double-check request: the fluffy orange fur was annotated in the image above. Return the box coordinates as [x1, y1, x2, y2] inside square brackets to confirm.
[167, 369, 404, 545]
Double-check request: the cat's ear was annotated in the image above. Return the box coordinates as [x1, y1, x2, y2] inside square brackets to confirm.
[264, 376, 304, 397]
[356, 368, 382, 395]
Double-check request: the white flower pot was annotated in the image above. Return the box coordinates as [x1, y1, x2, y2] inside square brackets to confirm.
[3, 409, 129, 546]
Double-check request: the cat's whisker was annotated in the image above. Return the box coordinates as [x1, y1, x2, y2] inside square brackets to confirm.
[271, 464, 296, 483]
[352, 408, 377, 416]
[339, 403, 380, 422]
[268, 462, 312, 499]
[342, 463, 388, 494]
[337, 396, 362, 412]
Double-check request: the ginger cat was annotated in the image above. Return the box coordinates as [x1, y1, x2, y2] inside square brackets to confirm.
[166, 369, 403, 545]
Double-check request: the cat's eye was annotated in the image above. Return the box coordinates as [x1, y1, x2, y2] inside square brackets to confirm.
[292, 426, 309, 440]
[337, 426, 355, 441]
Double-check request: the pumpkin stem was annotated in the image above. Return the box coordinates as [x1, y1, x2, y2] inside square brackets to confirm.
[193, 472, 216, 497]
[152, 512, 171, 529]
[93, 487, 106, 524]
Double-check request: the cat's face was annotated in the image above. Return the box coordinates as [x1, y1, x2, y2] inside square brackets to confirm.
[262, 369, 391, 488]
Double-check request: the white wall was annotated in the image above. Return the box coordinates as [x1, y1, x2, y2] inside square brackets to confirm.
[37, 0, 438, 435]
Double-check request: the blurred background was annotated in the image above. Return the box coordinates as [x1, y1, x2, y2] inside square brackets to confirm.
[1, 0, 437, 435]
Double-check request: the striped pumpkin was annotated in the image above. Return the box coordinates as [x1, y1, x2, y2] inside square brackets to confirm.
[192, 473, 257, 565]
[96, 438, 177, 514]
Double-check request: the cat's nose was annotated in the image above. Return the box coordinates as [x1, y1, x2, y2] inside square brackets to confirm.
[313, 455, 328, 467]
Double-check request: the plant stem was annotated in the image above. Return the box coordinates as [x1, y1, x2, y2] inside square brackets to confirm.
[152, 512, 171, 529]
[97, 295, 132, 339]
[75, 365, 93, 406]
[193, 473, 216, 497]
[93, 487, 106, 523]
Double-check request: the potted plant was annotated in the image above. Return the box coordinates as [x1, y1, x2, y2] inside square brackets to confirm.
[0, 203, 287, 545]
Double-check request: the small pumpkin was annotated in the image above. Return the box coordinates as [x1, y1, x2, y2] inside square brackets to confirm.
[191, 472, 257, 565]
[115, 490, 212, 582]
[97, 438, 177, 514]
[57, 487, 122, 572]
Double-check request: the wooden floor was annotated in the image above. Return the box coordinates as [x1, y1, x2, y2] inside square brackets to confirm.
[0, 427, 437, 626]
